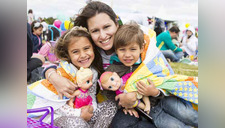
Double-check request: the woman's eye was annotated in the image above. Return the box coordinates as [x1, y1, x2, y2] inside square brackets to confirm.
[131, 48, 136, 51]
[110, 77, 114, 81]
[73, 51, 78, 54]
[108, 86, 112, 89]
[104, 25, 110, 29]
[86, 80, 90, 84]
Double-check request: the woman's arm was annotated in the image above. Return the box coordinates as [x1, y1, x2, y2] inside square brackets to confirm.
[46, 68, 77, 99]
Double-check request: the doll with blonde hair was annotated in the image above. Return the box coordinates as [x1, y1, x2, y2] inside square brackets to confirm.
[68, 67, 94, 108]
[99, 71, 151, 114]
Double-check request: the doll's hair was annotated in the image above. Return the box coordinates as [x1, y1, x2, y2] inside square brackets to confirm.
[99, 71, 113, 85]
[76, 67, 93, 85]
[31, 21, 43, 33]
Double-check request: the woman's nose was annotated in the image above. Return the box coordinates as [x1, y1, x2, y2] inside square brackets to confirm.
[99, 30, 107, 39]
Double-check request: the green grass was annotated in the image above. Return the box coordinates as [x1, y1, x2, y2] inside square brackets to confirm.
[169, 62, 198, 77]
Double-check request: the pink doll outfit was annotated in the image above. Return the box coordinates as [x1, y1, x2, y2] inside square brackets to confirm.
[115, 72, 133, 95]
[74, 88, 93, 108]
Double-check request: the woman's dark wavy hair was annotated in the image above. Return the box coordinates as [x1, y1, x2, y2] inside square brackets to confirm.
[74, 1, 118, 29]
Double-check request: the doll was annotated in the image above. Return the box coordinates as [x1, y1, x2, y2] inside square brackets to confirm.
[98, 71, 150, 114]
[68, 67, 93, 108]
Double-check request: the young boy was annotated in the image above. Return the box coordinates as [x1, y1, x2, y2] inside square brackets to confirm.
[106, 23, 198, 128]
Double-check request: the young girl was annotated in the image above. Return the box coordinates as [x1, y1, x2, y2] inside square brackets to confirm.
[68, 67, 93, 108]
[31, 21, 43, 53]
[27, 26, 117, 128]
[53, 26, 117, 128]
[99, 71, 151, 114]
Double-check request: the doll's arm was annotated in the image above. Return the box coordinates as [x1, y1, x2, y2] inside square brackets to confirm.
[142, 96, 151, 114]
[67, 90, 81, 108]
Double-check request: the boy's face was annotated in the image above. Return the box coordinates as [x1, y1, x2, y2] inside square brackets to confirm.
[116, 42, 144, 67]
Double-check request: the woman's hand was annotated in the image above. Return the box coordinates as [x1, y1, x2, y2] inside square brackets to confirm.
[115, 92, 137, 109]
[46, 68, 78, 99]
[123, 108, 139, 118]
[80, 105, 93, 121]
[136, 78, 159, 97]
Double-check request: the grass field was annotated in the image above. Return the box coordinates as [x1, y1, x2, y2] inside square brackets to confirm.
[169, 62, 198, 77]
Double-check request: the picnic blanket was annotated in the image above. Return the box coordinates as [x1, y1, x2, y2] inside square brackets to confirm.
[124, 25, 198, 106]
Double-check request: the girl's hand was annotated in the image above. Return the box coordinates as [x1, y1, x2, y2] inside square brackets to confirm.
[123, 108, 139, 118]
[136, 78, 159, 97]
[47, 69, 78, 99]
[80, 105, 93, 121]
[115, 92, 137, 108]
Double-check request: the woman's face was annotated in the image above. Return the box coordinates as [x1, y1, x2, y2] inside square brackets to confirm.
[87, 13, 119, 52]
[186, 30, 193, 36]
[68, 37, 95, 69]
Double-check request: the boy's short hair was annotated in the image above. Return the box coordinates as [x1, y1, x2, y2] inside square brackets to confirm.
[114, 23, 144, 50]
[169, 26, 180, 33]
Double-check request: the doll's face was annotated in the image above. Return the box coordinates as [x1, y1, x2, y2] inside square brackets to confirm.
[102, 72, 121, 91]
[78, 75, 93, 90]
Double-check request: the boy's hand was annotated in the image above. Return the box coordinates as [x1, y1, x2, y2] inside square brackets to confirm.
[136, 78, 159, 97]
[123, 108, 139, 118]
[115, 92, 137, 108]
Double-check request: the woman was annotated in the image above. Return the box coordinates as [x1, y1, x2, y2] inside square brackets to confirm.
[180, 26, 198, 58]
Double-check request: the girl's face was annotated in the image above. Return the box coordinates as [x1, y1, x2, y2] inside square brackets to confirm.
[87, 13, 119, 53]
[33, 27, 43, 36]
[68, 37, 95, 69]
[116, 42, 144, 67]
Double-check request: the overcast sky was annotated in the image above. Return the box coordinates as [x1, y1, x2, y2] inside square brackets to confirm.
[27, 0, 198, 27]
